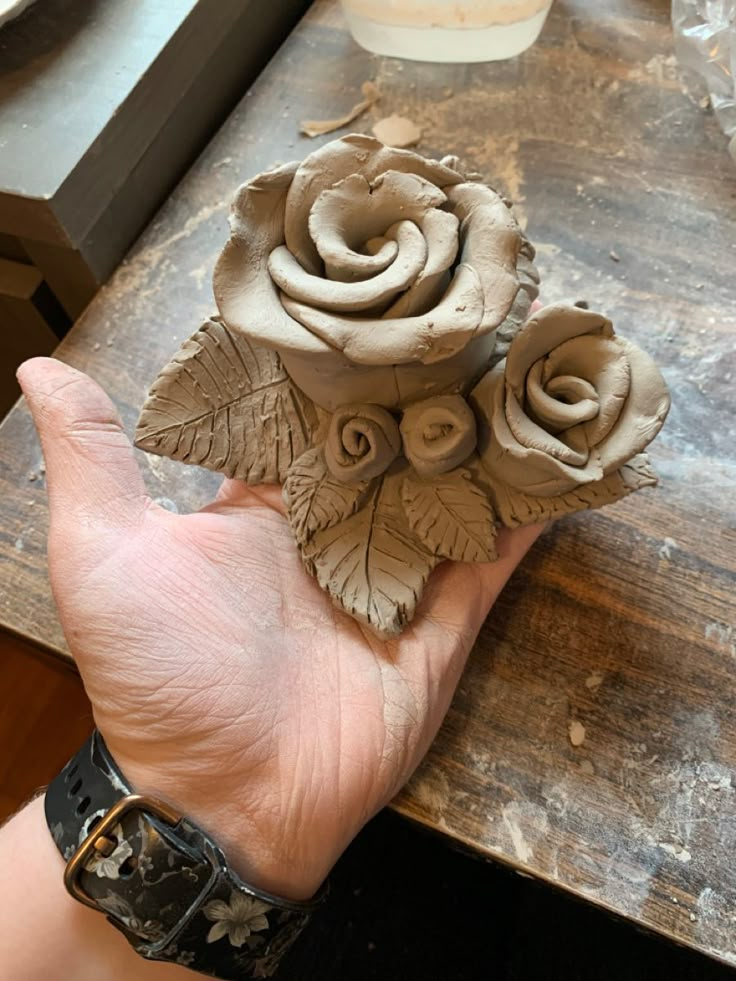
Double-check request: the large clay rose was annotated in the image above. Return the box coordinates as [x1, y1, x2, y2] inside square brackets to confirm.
[470, 305, 671, 497]
[213, 134, 538, 411]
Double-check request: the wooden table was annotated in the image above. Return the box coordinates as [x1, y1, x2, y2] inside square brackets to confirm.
[1, 0, 735, 966]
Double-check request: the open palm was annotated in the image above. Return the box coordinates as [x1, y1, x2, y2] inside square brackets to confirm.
[19, 357, 540, 901]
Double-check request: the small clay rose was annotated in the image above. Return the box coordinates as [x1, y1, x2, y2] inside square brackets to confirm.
[400, 395, 477, 477]
[470, 305, 671, 497]
[213, 134, 538, 411]
[325, 404, 401, 483]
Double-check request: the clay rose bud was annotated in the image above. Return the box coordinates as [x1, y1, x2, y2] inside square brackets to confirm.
[325, 404, 401, 483]
[400, 395, 477, 477]
[470, 305, 671, 497]
[213, 134, 538, 412]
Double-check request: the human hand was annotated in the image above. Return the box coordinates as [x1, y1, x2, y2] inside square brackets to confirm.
[18, 357, 541, 902]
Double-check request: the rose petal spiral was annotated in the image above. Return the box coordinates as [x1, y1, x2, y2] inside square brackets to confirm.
[325, 404, 401, 484]
[400, 395, 477, 477]
[213, 134, 539, 411]
[471, 305, 671, 497]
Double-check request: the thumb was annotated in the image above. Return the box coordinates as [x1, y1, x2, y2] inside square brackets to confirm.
[476, 522, 546, 609]
[17, 357, 150, 530]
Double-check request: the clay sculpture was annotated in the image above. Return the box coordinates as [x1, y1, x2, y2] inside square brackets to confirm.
[135, 135, 670, 637]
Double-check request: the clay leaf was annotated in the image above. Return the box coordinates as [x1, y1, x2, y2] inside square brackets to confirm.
[283, 446, 372, 545]
[401, 468, 498, 563]
[301, 473, 437, 638]
[485, 453, 659, 528]
[135, 318, 318, 484]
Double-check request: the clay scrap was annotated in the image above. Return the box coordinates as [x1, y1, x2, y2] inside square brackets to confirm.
[136, 134, 670, 638]
[300, 81, 380, 138]
[372, 114, 422, 148]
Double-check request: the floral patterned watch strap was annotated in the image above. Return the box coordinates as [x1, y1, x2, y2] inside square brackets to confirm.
[45, 731, 323, 978]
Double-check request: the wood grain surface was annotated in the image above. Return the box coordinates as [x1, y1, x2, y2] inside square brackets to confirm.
[0, 0, 734, 965]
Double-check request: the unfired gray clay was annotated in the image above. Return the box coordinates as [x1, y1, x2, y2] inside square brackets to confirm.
[135, 135, 670, 638]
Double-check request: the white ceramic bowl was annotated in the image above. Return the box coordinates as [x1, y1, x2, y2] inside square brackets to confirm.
[340, 0, 553, 62]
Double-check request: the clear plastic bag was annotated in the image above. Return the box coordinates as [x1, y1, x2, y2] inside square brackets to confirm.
[672, 0, 736, 162]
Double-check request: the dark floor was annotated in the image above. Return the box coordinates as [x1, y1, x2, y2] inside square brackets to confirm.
[284, 810, 734, 981]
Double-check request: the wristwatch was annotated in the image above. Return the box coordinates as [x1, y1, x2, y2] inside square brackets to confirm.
[45, 731, 325, 978]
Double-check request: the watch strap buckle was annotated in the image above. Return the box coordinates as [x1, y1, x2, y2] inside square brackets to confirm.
[64, 793, 181, 910]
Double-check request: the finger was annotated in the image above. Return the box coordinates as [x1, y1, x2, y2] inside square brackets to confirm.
[17, 357, 151, 529]
[208, 477, 287, 516]
[417, 523, 545, 645]
[474, 522, 546, 609]
[383, 524, 545, 781]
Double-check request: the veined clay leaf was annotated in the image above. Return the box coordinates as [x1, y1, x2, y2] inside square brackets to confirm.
[283, 446, 371, 545]
[135, 318, 318, 484]
[301, 473, 437, 639]
[402, 468, 497, 563]
[485, 453, 659, 528]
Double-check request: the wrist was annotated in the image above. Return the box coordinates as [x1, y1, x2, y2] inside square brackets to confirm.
[0, 797, 189, 981]
[43, 732, 326, 979]
[102, 737, 333, 903]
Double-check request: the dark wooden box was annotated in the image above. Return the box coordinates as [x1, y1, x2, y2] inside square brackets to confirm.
[0, 0, 309, 412]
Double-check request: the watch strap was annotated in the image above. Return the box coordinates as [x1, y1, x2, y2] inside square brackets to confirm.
[45, 731, 320, 978]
